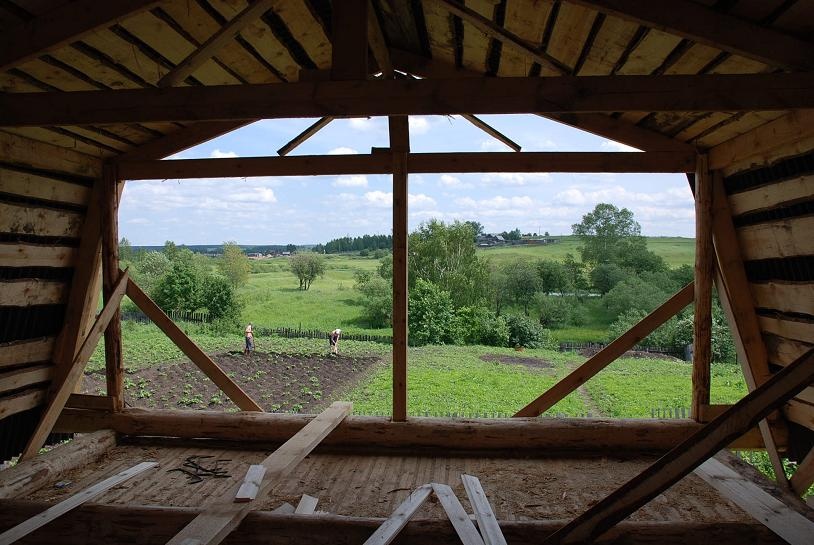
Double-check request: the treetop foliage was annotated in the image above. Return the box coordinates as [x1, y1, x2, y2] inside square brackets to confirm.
[572, 203, 642, 265]
[289, 253, 326, 290]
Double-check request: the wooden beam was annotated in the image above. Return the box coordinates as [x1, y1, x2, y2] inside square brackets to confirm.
[277, 117, 334, 156]
[0, 501, 785, 545]
[19, 269, 129, 461]
[114, 121, 254, 162]
[331, 0, 368, 81]
[390, 116, 409, 423]
[569, 0, 814, 71]
[461, 114, 521, 152]
[0, 462, 157, 545]
[790, 447, 814, 496]
[540, 347, 814, 545]
[432, 484, 485, 545]
[124, 277, 262, 412]
[234, 464, 266, 503]
[432, 0, 568, 74]
[694, 455, 814, 545]
[363, 485, 433, 545]
[165, 402, 351, 545]
[4, 73, 814, 126]
[367, 1, 393, 76]
[515, 283, 694, 417]
[461, 475, 507, 545]
[100, 165, 124, 411]
[117, 151, 694, 180]
[0, 430, 115, 500]
[0, 0, 159, 72]
[65, 393, 114, 412]
[692, 155, 712, 420]
[158, 0, 279, 88]
[0, 243, 77, 268]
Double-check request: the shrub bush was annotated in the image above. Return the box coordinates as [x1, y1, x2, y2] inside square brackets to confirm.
[504, 314, 555, 349]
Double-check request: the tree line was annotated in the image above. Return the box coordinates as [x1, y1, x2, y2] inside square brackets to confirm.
[314, 234, 392, 254]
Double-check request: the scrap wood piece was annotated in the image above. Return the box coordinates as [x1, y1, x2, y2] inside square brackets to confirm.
[294, 494, 318, 514]
[694, 454, 814, 545]
[272, 502, 295, 514]
[165, 401, 352, 545]
[540, 347, 814, 545]
[432, 483, 485, 545]
[0, 461, 157, 545]
[461, 475, 507, 545]
[277, 117, 333, 156]
[363, 484, 433, 545]
[234, 464, 266, 503]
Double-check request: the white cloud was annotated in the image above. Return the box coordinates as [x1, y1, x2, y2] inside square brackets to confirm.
[409, 116, 431, 135]
[362, 191, 437, 209]
[480, 172, 551, 186]
[410, 193, 437, 208]
[328, 146, 359, 155]
[333, 175, 368, 188]
[210, 149, 239, 158]
[438, 174, 473, 189]
[456, 195, 535, 210]
[127, 217, 150, 224]
[554, 185, 692, 208]
[600, 140, 641, 152]
[349, 118, 375, 131]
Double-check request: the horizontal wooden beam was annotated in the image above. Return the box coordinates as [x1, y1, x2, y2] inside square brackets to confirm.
[117, 151, 694, 180]
[0, 500, 790, 545]
[53, 408, 778, 453]
[2, 73, 813, 126]
[569, 0, 814, 71]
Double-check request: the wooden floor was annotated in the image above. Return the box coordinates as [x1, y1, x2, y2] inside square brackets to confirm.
[21, 443, 752, 523]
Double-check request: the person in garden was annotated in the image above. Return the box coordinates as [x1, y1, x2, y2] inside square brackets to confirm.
[244, 323, 254, 355]
[329, 328, 341, 355]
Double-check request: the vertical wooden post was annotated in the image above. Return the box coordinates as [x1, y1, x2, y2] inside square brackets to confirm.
[390, 115, 409, 422]
[692, 155, 713, 420]
[331, 0, 368, 81]
[100, 164, 124, 411]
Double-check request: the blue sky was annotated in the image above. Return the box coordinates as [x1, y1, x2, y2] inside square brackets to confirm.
[119, 114, 695, 245]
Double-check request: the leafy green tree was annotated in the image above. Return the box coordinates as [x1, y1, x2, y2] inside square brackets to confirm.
[152, 260, 198, 313]
[163, 240, 179, 261]
[464, 220, 485, 240]
[604, 276, 669, 319]
[502, 259, 539, 316]
[378, 254, 393, 279]
[289, 253, 325, 290]
[218, 241, 251, 287]
[489, 264, 510, 316]
[119, 237, 133, 262]
[409, 279, 455, 346]
[451, 306, 509, 346]
[562, 253, 589, 295]
[500, 228, 522, 241]
[590, 263, 626, 295]
[355, 272, 392, 328]
[198, 274, 241, 321]
[572, 203, 641, 265]
[537, 259, 569, 295]
[613, 237, 666, 274]
[409, 220, 489, 308]
[504, 314, 554, 349]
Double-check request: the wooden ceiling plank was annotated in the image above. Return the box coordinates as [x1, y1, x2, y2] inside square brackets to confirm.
[274, 0, 333, 69]
[0, 0, 159, 72]
[158, 0, 280, 88]
[569, 0, 814, 71]
[421, 0, 459, 70]
[499, 0, 553, 77]
[460, 0, 495, 74]
[4, 73, 812, 126]
[13, 58, 99, 92]
[114, 121, 254, 162]
[696, 111, 786, 148]
[368, 0, 394, 76]
[1, 127, 109, 158]
[547, 3, 597, 72]
[576, 16, 639, 76]
[80, 29, 173, 87]
[615, 29, 683, 75]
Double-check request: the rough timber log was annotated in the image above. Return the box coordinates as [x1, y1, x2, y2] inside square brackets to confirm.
[2, 73, 814, 126]
[0, 500, 789, 545]
[53, 409, 776, 453]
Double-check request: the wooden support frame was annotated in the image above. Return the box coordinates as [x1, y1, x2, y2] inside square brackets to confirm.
[19, 270, 129, 461]
[461, 115, 521, 152]
[515, 283, 694, 417]
[331, 0, 368, 81]
[390, 116, 409, 422]
[0, 0, 160, 71]
[124, 277, 262, 412]
[3, 73, 814, 126]
[100, 165, 124, 411]
[540, 347, 814, 545]
[692, 155, 712, 420]
[790, 447, 814, 496]
[116, 151, 694, 180]
[569, 0, 814, 71]
[158, 0, 280, 88]
[164, 402, 351, 545]
[462, 475, 507, 545]
[277, 117, 334, 156]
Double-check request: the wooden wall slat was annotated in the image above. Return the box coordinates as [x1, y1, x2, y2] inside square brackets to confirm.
[1, 128, 110, 160]
[0, 338, 55, 369]
[0, 279, 68, 307]
[0, 131, 101, 177]
[759, 315, 814, 345]
[0, 167, 91, 206]
[729, 175, 814, 216]
[0, 388, 47, 420]
[785, 399, 814, 431]
[0, 243, 78, 268]
[0, 364, 53, 394]
[751, 282, 814, 317]
[0, 201, 84, 238]
[764, 332, 814, 366]
[738, 216, 814, 261]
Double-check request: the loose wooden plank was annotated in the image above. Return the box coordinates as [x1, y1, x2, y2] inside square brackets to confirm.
[0, 201, 83, 238]
[0, 167, 90, 206]
[277, 117, 333, 156]
[738, 216, 814, 261]
[0, 388, 46, 420]
[0, 243, 77, 268]
[461, 114, 521, 152]
[164, 401, 352, 545]
[0, 364, 52, 394]
[0, 461, 158, 545]
[0, 279, 68, 307]
[515, 283, 693, 417]
[362, 484, 432, 545]
[19, 270, 129, 461]
[125, 277, 263, 412]
[0, 338, 54, 368]
[65, 393, 114, 411]
[234, 464, 267, 503]
[693, 155, 713, 420]
[271, 502, 295, 514]
[728, 175, 814, 216]
[294, 494, 319, 514]
[694, 455, 814, 544]
[540, 347, 814, 545]
[0, 430, 116, 499]
[432, 483, 485, 545]
[751, 282, 814, 317]
[461, 474, 506, 545]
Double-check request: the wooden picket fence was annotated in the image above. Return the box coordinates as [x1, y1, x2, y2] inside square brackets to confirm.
[558, 341, 685, 359]
[253, 326, 393, 345]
